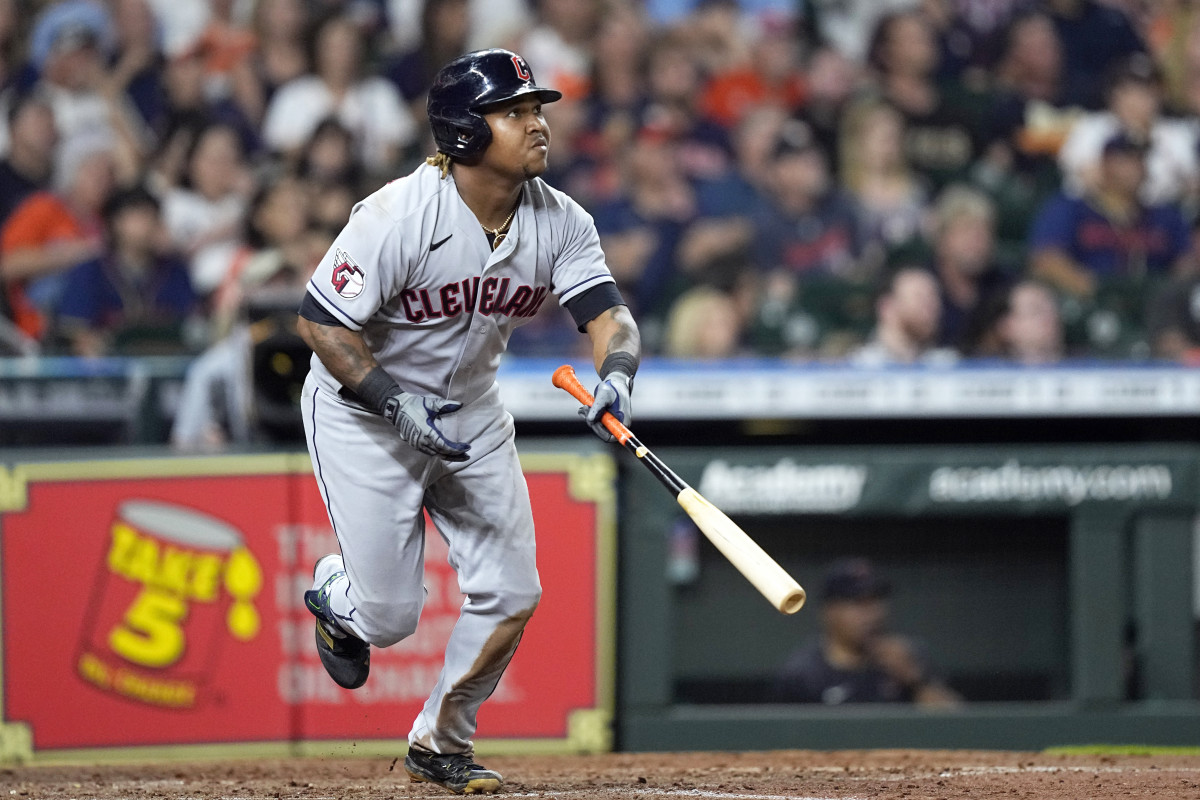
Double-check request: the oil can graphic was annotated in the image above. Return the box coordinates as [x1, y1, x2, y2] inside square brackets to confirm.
[76, 500, 263, 708]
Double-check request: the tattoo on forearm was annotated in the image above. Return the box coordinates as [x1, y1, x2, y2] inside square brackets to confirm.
[605, 308, 641, 359]
[309, 324, 379, 389]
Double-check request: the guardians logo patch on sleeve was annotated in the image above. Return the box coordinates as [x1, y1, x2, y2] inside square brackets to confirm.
[331, 249, 365, 299]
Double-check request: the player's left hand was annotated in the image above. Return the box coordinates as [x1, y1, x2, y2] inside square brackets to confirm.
[582, 372, 632, 443]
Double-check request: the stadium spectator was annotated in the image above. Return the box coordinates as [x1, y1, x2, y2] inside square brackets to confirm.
[0, 129, 115, 341]
[752, 120, 863, 280]
[836, 99, 926, 277]
[149, 5, 261, 145]
[382, 0, 471, 124]
[697, 105, 787, 213]
[698, 12, 807, 131]
[860, 9, 988, 192]
[306, 178, 357, 240]
[990, 10, 1083, 120]
[0, 0, 23, 95]
[1148, 282, 1200, 362]
[578, 1, 653, 201]
[0, 91, 57, 228]
[968, 278, 1067, 366]
[925, 0, 1030, 80]
[25, 0, 144, 180]
[1145, 219, 1200, 362]
[513, 0, 599, 103]
[973, 11, 1075, 259]
[186, 0, 259, 107]
[106, 0, 166, 134]
[681, 109, 778, 285]
[1057, 54, 1198, 207]
[231, 0, 311, 127]
[539, 90, 608, 208]
[163, 35, 261, 155]
[662, 284, 746, 359]
[55, 184, 197, 356]
[641, 29, 732, 181]
[923, 185, 1013, 351]
[1045, 0, 1147, 111]
[772, 558, 963, 707]
[1029, 132, 1190, 300]
[146, 38, 260, 198]
[681, 0, 753, 79]
[592, 123, 698, 322]
[797, 45, 864, 168]
[208, 174, 319, 341]
[294, 116, 364, 195]
[160, 120, 254, 296]
[1145, 3, 1200, 117]
[262, 10, 415, 178]
[850, 266, 956, 366]
[812, 0, 918, 63]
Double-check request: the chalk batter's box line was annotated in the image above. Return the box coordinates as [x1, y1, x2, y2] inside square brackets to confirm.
[170, 794, 861, 800]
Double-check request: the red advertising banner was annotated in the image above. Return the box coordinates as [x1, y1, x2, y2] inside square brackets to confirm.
[0, 452, 614, 756]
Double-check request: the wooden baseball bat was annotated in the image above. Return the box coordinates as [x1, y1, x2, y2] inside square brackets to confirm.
[552, 365, 806, 615]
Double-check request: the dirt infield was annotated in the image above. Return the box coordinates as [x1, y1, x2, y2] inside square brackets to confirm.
[5, 750, 1200, 799]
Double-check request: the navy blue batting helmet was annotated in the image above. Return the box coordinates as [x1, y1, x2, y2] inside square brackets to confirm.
[427, 49, 562, 160]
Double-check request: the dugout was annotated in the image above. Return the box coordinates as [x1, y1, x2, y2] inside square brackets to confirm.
[616, 443, 1200, 752]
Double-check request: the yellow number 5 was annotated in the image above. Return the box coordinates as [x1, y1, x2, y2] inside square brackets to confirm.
[109, 588, 187, 668]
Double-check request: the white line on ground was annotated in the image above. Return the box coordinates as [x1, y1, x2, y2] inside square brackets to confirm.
[940, 765, 1200, 777]
[161, 795, 857, 800]
[504, 790, 862, 800]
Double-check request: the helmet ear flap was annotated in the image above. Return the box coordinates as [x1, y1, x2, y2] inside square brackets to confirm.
[427, 113, 489, 160]
[450, 109, 492, 160]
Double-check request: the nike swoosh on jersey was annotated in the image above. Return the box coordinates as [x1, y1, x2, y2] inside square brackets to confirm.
[430, 234, 453, 251]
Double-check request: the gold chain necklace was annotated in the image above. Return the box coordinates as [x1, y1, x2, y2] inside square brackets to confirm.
[482, 204, 518, 251]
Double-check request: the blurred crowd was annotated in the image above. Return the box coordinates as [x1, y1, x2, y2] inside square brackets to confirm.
[4, 0, 1200, 384]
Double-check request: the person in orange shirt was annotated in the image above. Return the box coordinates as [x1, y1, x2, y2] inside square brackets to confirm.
[700, 14, 807, 130]
[0, 131, 114, 341]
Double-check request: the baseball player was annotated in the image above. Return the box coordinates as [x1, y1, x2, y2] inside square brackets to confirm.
[297, 49, 640, 795]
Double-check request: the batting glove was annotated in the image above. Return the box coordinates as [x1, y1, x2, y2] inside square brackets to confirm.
[583, 372, 632, 443]
[383, 391, 471, 461]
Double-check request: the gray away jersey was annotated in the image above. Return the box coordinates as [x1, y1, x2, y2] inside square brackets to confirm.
[305, 163, 614, 404]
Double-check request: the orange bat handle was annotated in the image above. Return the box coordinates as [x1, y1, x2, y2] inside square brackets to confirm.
[552, 364, 633, 445]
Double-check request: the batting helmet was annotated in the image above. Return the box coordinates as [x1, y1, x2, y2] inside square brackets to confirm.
[427, 49, 562, 160]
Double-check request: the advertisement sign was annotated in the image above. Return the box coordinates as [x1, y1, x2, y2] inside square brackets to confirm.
[685, 445, 1200, 516]
[0, 452, 613, 756]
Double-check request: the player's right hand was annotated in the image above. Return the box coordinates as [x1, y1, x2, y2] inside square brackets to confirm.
[382, 391, 471, 461]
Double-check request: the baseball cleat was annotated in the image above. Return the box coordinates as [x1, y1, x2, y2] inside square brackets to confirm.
[304, 555, 370, 689]
[404, 750, 504, 794]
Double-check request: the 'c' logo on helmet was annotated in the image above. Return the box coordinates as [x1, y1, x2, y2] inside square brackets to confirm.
[512, 55, 531, 81]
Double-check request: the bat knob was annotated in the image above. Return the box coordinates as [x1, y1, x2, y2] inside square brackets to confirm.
[551, 364, 576, 389]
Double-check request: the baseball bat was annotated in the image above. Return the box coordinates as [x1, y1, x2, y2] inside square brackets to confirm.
[552, 365, 806, 615]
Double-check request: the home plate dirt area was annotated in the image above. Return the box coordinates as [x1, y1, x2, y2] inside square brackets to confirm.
[5, 750, 1200, 799]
